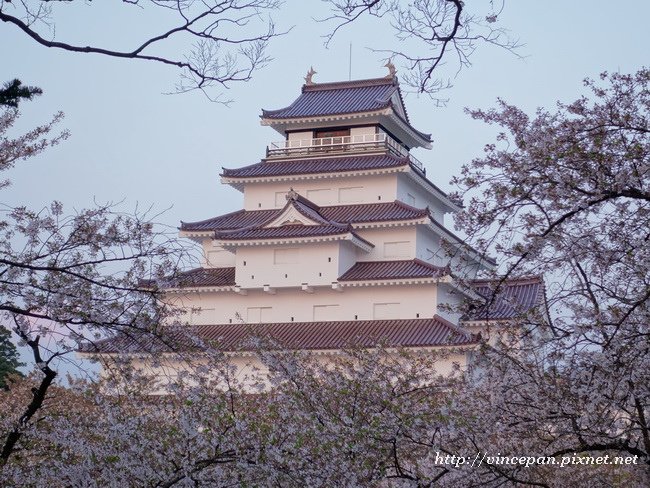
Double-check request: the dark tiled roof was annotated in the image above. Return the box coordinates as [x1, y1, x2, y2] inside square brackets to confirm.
[162, 267, 236, 288]
[339, 260, 445, 282]
[201, 192, 374, 247]
[323, 201, 429, 223]
[468, 276, 545, 320]
[262, 78, 398, 119]
[221, 154, 408, 179]
[181, 201, 429, 232]
[181, 209, 277, 232]
[260, 77, 432, 143]
[214, 223, 356, 241]
[79, 316, 478, 354]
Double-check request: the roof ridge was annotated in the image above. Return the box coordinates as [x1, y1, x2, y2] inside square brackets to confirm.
[301, 77, 398, 92]
[284, 189, 345, 227]
[287, 188, 320, 211]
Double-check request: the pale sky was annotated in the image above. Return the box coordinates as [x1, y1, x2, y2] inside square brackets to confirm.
[3, 1, 649, 227]
[2, 1, 649, 374]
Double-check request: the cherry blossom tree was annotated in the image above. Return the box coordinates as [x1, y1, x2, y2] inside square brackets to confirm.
[1, 340, 646, 486]
[449, 68, 650, 483]
[0, 91, 190, 463]
[0, 345, 462, 486]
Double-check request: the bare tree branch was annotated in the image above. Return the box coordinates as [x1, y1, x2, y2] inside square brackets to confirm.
[0, 0, 285, 101]
[321, 0, 521, 99]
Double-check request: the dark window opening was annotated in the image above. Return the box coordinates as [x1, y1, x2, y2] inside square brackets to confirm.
[314, 128, 350, 139]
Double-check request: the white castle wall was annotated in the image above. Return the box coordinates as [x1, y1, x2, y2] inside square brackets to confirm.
[168, 284, 439, 325]
[353, 226, 417, 261]
[233, 241, 361, 289]
[201, 242, 236, 267]
[242, 174, 398, 210]
[396, 172, 451, 224]
[122, 347, 471, 394]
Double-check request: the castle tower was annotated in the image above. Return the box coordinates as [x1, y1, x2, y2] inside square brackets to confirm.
[83, 70, 545, 379]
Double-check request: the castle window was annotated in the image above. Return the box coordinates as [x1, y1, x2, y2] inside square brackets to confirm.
[314, 129, 350, 151]
[314, 128, 350, 140]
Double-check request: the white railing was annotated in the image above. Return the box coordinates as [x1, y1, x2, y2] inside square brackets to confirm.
[266, 132, 425, 173]
[268, 133, 390, 152]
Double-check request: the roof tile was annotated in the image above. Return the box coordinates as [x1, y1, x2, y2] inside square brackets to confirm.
[181, 201, 428, 232]
[262, 79, 397, 119]
[79, 316, 478, 354]
[221, 154, 408, 179]
[339, 259, 445, 281]
[163, 267, 236, 288]
[469, 276, 545, 320]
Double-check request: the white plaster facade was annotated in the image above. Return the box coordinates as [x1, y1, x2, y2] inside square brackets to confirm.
[86, 74, 511, 386]
[174, 75, 494, 341]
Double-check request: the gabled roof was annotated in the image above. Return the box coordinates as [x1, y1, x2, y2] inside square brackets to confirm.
[262, 77, 401, 120]
[339, 259, 446, 282]
[180, 201, 429, 232]
[212, 190, 373, 248]
[468, 276, 546, 321]
[221, 154, 409, 179]
[267, 190, 330, 226]
[78, 316, 478, 354]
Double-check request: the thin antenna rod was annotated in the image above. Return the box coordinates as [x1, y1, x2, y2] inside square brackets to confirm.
[349, 43, 352, 80]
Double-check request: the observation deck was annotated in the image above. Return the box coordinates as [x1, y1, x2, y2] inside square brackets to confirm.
[266, 132, 425, 173]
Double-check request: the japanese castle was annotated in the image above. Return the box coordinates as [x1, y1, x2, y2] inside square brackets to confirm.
[84, 67, 544, 377]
